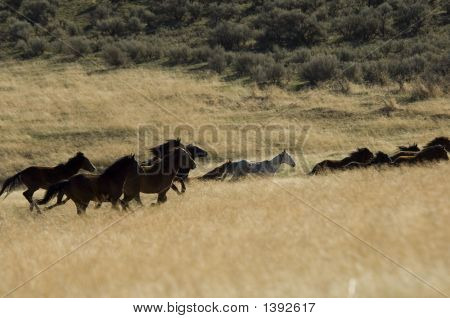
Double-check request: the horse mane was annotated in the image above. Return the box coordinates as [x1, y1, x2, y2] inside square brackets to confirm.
[101, 154, 135, 176]
[55, 152, 84, 169]
[349, 148, 370, 158]
[425, 136, 449, 149]
[373, 151, 390, 162]
[149, 138, 182, 157]
[398, 143, 419, 151]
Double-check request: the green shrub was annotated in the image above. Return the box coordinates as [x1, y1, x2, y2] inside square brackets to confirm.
[255, 9, 325, 49]
[233, 52, 267, 76]
[7, 18, 33, 41]
[394, 2, 428, 36]
[65, 36, 92, 58]
[342, 63, 363, 83]
[97, 17, 126, 36]
[119, 40, 161, 63]
[207, 47, 227, 73]
[250, 61, 285, 85]
[362, 61, 388, 85]
[21, 0, 55, 25]
[126, 16, 145, 34]
[17, 37, 46, 58]
[102, 45, 127, 66]
[166, 45, 191, 65]
[301, 55, 338, 85]
[209, 22, 253, 50]
[337, 8, 380, 42]
[191, 46, 212, 64]
[0, 11, 10, 23]
[4, 0, 23, 9]
[288, 48, 311, 64]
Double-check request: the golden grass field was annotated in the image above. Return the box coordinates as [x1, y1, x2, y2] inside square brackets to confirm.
[0, 60, 449, 297]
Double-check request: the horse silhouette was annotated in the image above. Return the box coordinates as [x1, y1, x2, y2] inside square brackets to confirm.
[0, 152, 95, 212]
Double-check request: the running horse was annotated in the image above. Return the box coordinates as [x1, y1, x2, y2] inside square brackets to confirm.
[0, 152, 96, 212]
[393, 145, 448, 165]
[36, 154, 139, 214]
[248, 150, 296, 175]
[145, 139, 208, 193]
[121, 148, 196, 208]
[309, 148, 374, 175]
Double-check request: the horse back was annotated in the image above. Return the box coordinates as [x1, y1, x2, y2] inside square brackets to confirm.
[19, 166, 57, 189]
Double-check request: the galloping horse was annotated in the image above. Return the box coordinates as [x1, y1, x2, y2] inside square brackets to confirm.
[121, 148, 196, 208]
[0, 152, 96, 212]
[172, 144, 208, 193]
[390, 144, 420, 161]
[309, 148, 374, 175]
[36, 155, 139, 214]
[248, 150, 296, 175]
[398, 144, 420, 152]
[220, 150, 296, 180]
[344, 151, 392, 169]
[424, 136, 450, 152]
[146, 139, 207, 194]
[198, 161, 232, 181]
[393, 145, 448, 165]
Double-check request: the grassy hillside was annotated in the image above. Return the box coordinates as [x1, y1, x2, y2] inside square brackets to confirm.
[0, 0, 449, 89]
[0, 60, 449, 297]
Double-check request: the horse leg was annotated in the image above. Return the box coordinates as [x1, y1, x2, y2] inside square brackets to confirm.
[23, 188, 38, 212]
[75, 202, 88, 215]
[134, 193, 143, 206]
[155, 190, 169, 205]
[111, 199, 121, 211]
[179, 179, 186, 193]
[171, 183, 182, 195]
[121, 193, 135, 210]
[44, 193, 69, 211]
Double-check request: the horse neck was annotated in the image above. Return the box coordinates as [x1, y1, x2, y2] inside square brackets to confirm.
[101, 162, 132, 184]
[341, 156, 354, 165]
[269, 154, 283, 170]
[57, 159, 82, 178]
[161, 154, 182, 176]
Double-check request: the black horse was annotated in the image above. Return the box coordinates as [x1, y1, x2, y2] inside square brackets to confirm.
[393, 145, 448, 165]
[309, 148, 374, 175]
[424, 136, 449, 152]
[145, 139, 207, 194]
[344, 151, 392, 169]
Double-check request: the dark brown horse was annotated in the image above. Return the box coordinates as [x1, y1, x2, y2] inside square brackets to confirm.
[146, 139, 207, 194]
[424, 136, 450, 152]
[36, 155, 139, 214]
[0, 152, 96, 212]
[344, 151, 392, 169]
[121, 148, 196, 208]
[393, 145, 448, 165]
[390, 144, 420, 161]
[197, 160, 232, 181]
[309, 148, 374, 175]
[171, 144, 208, 193]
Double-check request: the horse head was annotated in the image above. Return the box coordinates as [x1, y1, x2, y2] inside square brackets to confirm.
[280, 150, 296, 167]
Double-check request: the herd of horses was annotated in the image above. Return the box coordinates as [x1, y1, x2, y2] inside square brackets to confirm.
[0, 136, 448, 215]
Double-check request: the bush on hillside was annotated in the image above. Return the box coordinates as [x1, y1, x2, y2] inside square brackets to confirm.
[102, 45, 127, 66]
[209, 21, 253, 50]
[301, 55, 338, 85]
[21, 0, 55, 25]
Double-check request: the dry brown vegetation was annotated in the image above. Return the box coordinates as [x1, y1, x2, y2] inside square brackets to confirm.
[0, 60, 449, 297]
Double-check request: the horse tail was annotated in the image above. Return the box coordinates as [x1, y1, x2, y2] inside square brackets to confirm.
[36, 181, 69, 205]
[0, 172, 23, 198]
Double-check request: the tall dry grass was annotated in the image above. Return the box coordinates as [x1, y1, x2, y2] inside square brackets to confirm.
[0, 60, 449, 297]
